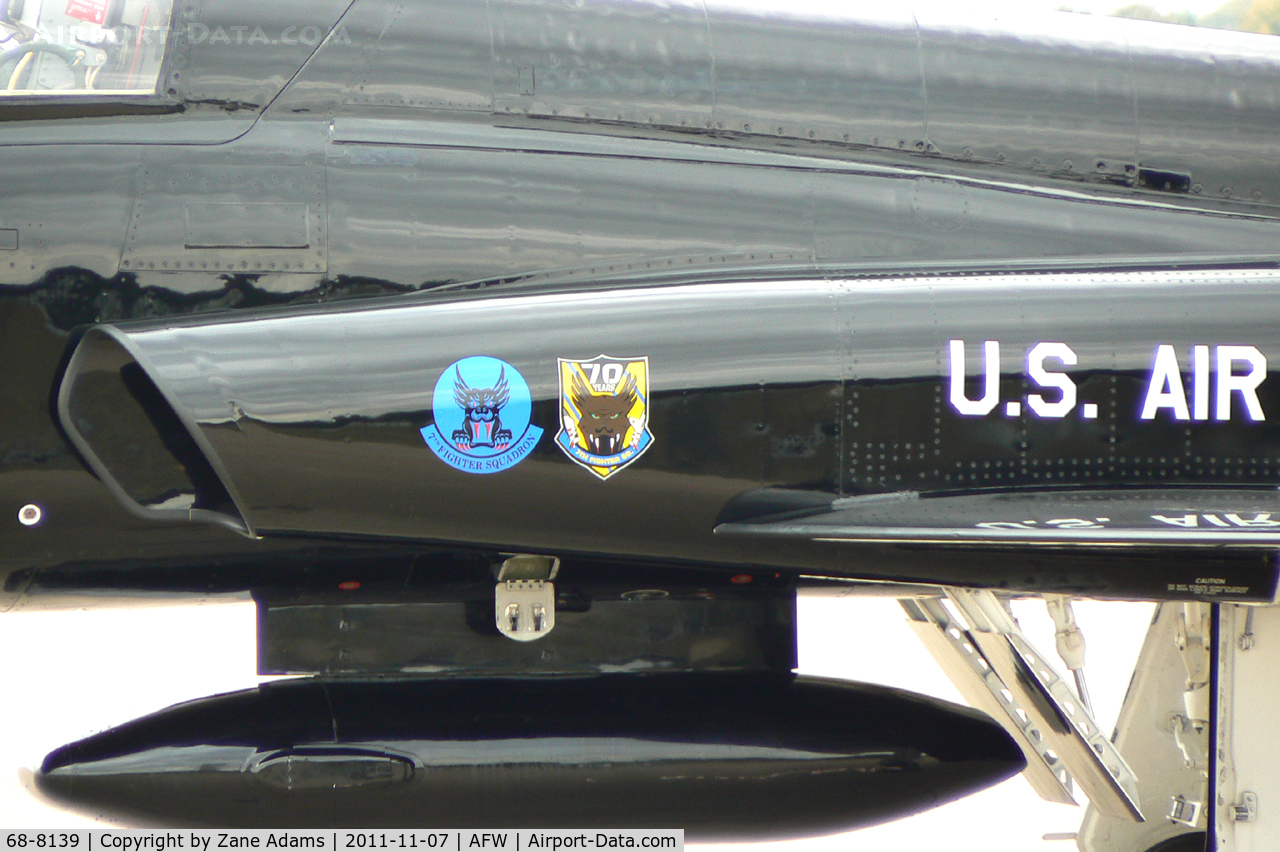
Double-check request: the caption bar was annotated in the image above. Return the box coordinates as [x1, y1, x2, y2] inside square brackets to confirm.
[2, 833, 682, 852]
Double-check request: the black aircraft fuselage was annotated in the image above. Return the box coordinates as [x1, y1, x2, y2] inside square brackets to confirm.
[6, 0, 1280, 606]
[4, 0, 1280, 835]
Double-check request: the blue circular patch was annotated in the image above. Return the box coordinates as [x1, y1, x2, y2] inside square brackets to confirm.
[421, 356, 543, 474]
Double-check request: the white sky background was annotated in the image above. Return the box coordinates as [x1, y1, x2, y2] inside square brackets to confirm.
[0, 596, 1155, 850]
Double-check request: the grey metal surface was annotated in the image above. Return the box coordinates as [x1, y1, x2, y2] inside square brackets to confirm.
[1078, 604, 1208, 852]
[708, 5, 922, 147]
[124, 159, 326, 274]
[902, 596, 1076, 807]
[321, 118, 1280, 289]
[345, 0, 493, 112]
[162, 0, 355, 113]
[944, 588, 1143, 821]
[270, 1, 1280, 214]
[492, 0, 713, 125]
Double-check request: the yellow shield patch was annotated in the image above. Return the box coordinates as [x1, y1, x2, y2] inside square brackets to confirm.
[555, 355, 653, 480]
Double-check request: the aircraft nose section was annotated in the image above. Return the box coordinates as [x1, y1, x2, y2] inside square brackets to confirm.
[35, 673, 1023, 839]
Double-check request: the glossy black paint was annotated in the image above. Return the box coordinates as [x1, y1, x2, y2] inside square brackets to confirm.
[35, 672, 1026, 837]
[7, 0, 1280, 610]
[258, 561, 798, 677]
[6, 1, 1280, 836]
[51, 268, 1280, 602]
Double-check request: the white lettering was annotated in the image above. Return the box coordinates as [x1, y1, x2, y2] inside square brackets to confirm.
[1216, 345, 1266, 421]
[1153, 514, 1198, 527]
[949, 339, 1000, 416]
[1026, 342, 1078, 418]
[1193, 344, 1210, 421]
[1225, 513, 1280, 527]
[1141, 344, 1190, 421]
[601, 362, 624, 387]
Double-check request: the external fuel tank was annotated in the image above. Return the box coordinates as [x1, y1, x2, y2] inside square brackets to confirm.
[35, 672, 1024, 838]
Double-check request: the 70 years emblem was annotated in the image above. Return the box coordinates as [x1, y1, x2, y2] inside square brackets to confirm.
[556, 355, 653, 480]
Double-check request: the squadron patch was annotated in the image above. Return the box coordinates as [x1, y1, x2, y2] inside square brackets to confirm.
[555, 355, 653, 480]
[422, 356, 542, 474]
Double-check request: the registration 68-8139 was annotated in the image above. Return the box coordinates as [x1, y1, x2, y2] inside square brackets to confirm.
[5, 836, 80, 848]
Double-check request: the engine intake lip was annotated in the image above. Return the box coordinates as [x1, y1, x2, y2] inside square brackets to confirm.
[57, 325, 251, 535]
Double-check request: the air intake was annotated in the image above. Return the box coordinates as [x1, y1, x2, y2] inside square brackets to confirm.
[57, 326, 248, 534]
